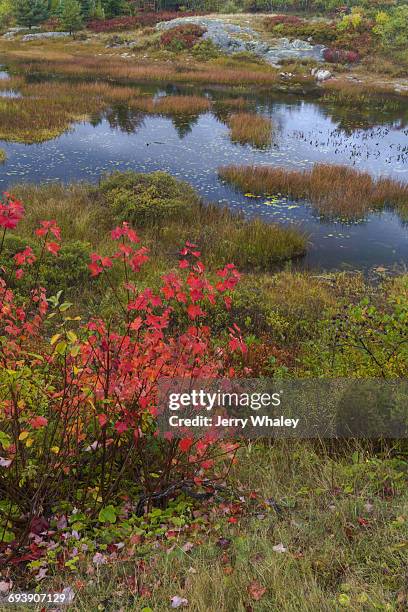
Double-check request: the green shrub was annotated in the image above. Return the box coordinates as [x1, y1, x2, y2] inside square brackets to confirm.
[0, 234, 91, 296]
[192, 39, 221, 61]
[99, 171, 199, 227]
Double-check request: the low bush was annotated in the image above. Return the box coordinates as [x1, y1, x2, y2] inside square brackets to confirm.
[99, 170, 199, 227]
[87, 12, 203, 33]
[192, 39, 221, 60]
[264, 16, 338, 45]
[160, 24, 206, 51]
[0, 192, 245, 550]
[323, 48, 360, 63]
[0, 233, 91, 295]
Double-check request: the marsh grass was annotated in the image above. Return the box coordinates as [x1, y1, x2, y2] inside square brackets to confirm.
[0, 80, 142, 143]
[11, 53, 281, 87]
[214, 97, 250, 112]
[13, 182, 110, 244]
[322, 79, 406, 111]
[153, 94, 211, 115]
[12, 175, 307, 280]
[0, 149, 6, 163]
[226, 111, 272, 149]
[219, 163, 408, 218]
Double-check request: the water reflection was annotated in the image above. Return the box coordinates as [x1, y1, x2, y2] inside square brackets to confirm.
[0, 85, 407, 271]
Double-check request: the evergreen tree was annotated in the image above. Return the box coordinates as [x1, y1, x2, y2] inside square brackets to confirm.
[59, 0, 83, 33]
[79, 0, 92, 18]
[14, 0, 50, 29]
[101, 0, 125, 18]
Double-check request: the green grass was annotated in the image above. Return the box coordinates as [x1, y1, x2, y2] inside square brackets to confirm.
[43, 442, 408, 611]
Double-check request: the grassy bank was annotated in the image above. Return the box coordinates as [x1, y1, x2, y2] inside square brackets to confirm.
[0, 67, 280, 144]
[41, 442, 408, 611]
[219, 163, 408, 218]
[3, 172, 306, 308]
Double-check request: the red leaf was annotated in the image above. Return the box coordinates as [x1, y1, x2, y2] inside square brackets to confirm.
[97, 414, 108, 427]
[29, 416, 48, 429]
[247, 580, 266, 601]
[179, 438, 194, 453]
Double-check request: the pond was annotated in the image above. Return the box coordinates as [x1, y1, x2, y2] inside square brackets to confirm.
[0, 81, 407, 271]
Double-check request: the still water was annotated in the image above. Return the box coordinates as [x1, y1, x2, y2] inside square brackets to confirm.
[0, 84, 407, 271]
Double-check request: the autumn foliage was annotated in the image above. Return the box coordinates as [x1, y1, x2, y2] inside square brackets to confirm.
[87, 12, 204, 33]
[0, 193, 244, 546]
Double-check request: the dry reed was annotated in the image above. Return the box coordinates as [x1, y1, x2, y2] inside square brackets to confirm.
[219, 163, 408, 217]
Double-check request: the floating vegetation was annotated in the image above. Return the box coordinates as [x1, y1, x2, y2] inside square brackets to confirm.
[0, 149, 6, 163]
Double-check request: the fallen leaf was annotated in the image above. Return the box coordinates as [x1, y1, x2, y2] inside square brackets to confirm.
[247, 580, 266, 601]
[216, 537, 231, 549]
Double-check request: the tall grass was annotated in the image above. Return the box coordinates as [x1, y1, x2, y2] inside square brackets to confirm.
[226, 112, 272, 149]
[0, 80, 142, 143]
[11, 54, 280, 87]
[219, 163, 408, 217]
[153, 94, 211, 115]
[322, 79, 406, 110]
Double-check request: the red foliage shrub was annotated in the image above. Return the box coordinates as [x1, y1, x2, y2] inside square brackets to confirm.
[265, 15, 303, 27]
[160, 24, 206, 51]
[0, 193, 245, 544]
[323, 48, 360, 64]
[87, 12, 203, 33]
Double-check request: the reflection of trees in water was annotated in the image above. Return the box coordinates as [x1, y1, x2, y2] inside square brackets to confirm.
[319, 101, 408, 135]
[104, 105, 145, 134]
[170, 114, 199, 139]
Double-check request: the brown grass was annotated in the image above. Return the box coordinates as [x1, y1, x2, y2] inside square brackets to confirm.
[11, 53, 280, 87]
[153, 94, 211, 115]
[0, 80, 144, 143]
[218, 163, 408, 217]
[214, 97, 250, 112]
[226, 112, 272, 148]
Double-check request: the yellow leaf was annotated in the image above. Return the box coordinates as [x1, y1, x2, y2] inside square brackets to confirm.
[51, 446, 60, 454]
[67, 331, 78, 344]
[50, 333, 61, 346]
[18, 431, 29, 441]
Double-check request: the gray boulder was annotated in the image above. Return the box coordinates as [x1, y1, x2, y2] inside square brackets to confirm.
[21, 32, 70, 42]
